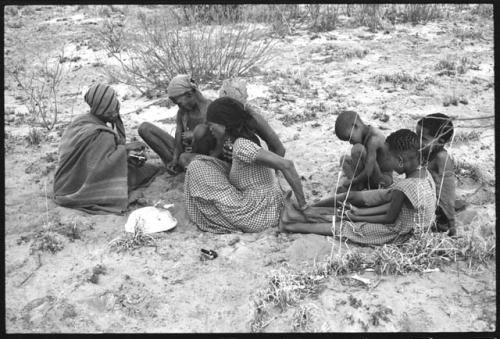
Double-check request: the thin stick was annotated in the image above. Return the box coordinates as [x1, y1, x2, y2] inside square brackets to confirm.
[17, 252, 42, 287]
[121, 97, 166, 116]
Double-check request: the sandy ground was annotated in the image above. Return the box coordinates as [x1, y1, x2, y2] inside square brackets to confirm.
[4, 5, 495, 333]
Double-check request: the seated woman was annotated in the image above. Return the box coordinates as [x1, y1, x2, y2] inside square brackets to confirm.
[280, 129, 437, 246]
[138, 75, 211, 174]
[184, 97, 306, 234]
[53, 83, 160, 214]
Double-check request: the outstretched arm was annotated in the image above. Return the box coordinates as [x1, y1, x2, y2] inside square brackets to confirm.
[254, 149, 306, 208]
[347, 190, 406, 224]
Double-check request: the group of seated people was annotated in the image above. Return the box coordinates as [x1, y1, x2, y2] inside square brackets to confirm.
[53, 74, 458, 247]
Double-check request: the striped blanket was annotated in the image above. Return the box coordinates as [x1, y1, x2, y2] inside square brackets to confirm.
[53, 113, 129, 214]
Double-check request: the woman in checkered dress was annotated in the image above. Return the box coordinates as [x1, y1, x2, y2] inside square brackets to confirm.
[280, 129, 437, 246]
[184, 97, 307, 233]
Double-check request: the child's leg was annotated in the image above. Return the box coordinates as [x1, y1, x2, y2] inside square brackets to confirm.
[314, 189, 392, 208]
[279, 220, 333, 235]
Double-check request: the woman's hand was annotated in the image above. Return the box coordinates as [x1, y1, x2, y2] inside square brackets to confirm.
[125, 141, 147, 152]
[181, 131, 194, 146]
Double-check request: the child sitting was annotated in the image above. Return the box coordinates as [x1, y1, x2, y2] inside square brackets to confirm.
[280, 129, 437, 246]
[416, 113, 457, 236]
[335, 110, 393, 193]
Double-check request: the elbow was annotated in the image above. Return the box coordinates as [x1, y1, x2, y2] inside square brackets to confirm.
[281, 159, 294, 172]
[277, 145, 286, 157]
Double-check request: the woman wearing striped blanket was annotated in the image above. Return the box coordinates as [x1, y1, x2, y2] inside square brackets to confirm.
[53, 83, 160, 214]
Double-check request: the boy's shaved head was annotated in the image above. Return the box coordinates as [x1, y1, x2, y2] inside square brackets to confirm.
[335, 110, 362, 140]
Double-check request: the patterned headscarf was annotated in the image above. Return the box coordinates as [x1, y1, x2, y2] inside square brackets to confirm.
[207, 97, 260, 145]
[84, 83, 125, 143]
[167, 74, 197, 98]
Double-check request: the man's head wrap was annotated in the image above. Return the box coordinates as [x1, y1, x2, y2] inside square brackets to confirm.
[84, 83, 125, 143]
[167, 74, 197, 98]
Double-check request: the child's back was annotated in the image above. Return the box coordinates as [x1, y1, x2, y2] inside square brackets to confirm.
[417, 113, 456, 236]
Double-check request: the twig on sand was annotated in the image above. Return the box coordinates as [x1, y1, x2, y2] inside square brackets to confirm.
[121, 98, 166, 116]
[17, 252, 42, 287]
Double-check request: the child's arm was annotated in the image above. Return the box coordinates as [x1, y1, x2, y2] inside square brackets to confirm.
[350, 202, 392, 216]
[347, 190, 406, 224]
[350, 137, 380, 185]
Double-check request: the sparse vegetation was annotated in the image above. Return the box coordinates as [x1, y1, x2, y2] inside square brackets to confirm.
[6, 49, 69, 131]
[454, 130, 481, 144]
[26, 128, 42, 146]
[435, 56, 479, 76]
[453, 26, 484, 41]
[374, 71, 420, 88]
[455, 160, 482, 182]
[292, 304, 318, 332]
[98, 7, 275, 94]
[29, 231, 65, 254]
[108, 227, 157, 253]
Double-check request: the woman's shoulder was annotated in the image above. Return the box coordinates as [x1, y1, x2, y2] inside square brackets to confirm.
[234, 137, 260, 150]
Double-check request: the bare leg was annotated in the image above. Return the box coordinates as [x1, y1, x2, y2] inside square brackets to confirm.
[279, 219, 334, 236]
[138, 122, 175, 166]
[179, 152, 200, 169]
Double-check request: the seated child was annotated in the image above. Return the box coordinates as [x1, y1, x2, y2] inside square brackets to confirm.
[416, 113, 457, 236]
[335, 110, 393, 193]
[280, 129, 437, 246]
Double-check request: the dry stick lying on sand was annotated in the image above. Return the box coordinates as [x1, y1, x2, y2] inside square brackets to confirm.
[121, 98, 167, 116]
[17, 252, 42, 287]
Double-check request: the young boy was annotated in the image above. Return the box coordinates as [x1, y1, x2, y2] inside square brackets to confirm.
[335, 110, 393, 193]
[416, 113, 456, 236]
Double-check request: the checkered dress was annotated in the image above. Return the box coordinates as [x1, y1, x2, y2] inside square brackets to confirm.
[337, 171, 436, 245]
[184, 138, 284, 233]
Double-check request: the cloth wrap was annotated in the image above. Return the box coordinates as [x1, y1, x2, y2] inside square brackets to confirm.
[53, 84, 158, 214]
[167, 74, 197, 98]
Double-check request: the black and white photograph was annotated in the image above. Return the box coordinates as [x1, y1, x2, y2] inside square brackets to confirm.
[3, 3, 495, 333]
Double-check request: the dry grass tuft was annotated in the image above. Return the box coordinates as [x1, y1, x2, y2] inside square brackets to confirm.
[374, 71, 420, 89]
[452, 26, 485, 41]
[108, 227, 157, 253]
[26, 128, 42, 146]
[291, 304, 318, 332]
[435, 56, 479, 76]
[454, 130, 481, 144]
[454, 160, 482, 182]
[29, 231, 65, 254]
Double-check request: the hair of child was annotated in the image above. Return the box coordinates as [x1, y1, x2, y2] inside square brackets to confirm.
[335, 110, 361, 140]
[386, 129, 420, 153]
[417, 113, 454, 143]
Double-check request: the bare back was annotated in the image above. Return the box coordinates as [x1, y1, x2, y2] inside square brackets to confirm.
[366, 126, 392, 173]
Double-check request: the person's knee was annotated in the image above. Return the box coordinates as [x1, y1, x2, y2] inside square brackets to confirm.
[138, 122, 154, 139]
[351, 143, 366, 158]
